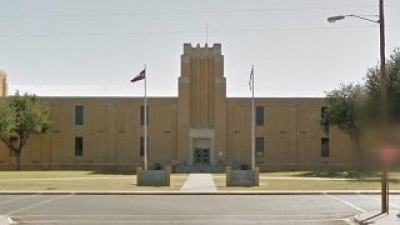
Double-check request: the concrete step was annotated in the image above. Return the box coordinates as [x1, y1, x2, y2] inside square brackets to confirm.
[174, 165, 224, 173]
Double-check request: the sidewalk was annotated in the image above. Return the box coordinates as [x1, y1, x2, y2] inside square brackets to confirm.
[0, 216, 11, 225]
[180, 173, 217, 192]
[355, 210, 400, 225]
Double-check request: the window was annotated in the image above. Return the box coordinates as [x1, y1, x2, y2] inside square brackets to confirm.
[75, 137, 83, 157]
[255, 137, 264, 156]
[256, 106, 264, 126]
[321, 107, 329, 134]
[75, 105, 84, 125]
[140, 136, 149, 157]
[8, 136, 18, 156]
[321, 107, 328, 115]
[140, 106, 149, 125]
[321, 137, 329, 157]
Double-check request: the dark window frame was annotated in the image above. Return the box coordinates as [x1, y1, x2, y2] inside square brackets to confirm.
[321, 137, 329, 157]
[140, 106, 149, 126]
[321, 106, 329, 134]
[75, 136, 83, 157]
[256, 106, 264, 126]
[75, 105, 84, 125]
[139, 136, 149, 157]
[255, 137, 264, 156]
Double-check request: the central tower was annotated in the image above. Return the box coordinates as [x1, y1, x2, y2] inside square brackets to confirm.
[177, 43, 227, 165]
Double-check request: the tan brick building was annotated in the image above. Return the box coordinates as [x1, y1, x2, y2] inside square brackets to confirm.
[0, 70, 7, 97]
[0, 44, 357, 171]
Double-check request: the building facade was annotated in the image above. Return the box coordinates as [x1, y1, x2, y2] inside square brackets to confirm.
[0, 44, 358, 171]
[0, 70, 7, 97]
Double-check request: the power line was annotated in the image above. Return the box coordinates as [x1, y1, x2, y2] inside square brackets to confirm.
[0, 5, 381, 18]
[1, 25, 395, 39]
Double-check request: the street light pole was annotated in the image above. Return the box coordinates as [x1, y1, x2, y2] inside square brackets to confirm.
[327, 0, 388, 214]
[379, 0, 388, 214]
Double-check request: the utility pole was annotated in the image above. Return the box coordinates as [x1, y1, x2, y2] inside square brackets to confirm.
[379, 0, 388, 214]
[327, 0, 388, 213]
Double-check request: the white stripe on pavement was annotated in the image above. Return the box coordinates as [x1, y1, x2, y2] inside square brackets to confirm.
[6, 195, 71, 216]
[0, 195, 38, 205]
[324, 193, 366, 212]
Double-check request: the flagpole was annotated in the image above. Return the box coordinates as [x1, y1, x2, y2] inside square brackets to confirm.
[144, 64, 148, 171]
[251, 65, 255, 171]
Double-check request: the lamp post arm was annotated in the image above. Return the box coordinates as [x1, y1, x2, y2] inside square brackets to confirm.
[346, 14, 379, 24]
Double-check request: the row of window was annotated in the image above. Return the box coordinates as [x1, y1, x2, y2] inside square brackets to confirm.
[74, 105, 149, 126]
[74, 136, 149, 157]
[75, 106, 330, 130]
[74, 105, 264, 126]
[256, 137, 330, 157]
[74, 136, 329, 158]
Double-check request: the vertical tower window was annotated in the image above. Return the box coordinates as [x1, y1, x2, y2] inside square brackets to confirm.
[256, 106, 264, 126]
[321, 137, 329, 157]
[140, 106, 149, 125]
[75, 105, 84, 125]
[75, 137, 83, 157]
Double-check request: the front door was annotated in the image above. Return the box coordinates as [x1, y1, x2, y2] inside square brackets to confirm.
[193, 148, 210, 165]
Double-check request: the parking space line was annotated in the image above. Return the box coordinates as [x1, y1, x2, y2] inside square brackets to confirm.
[0, 195, 38, 205]
[324, 193, 365, 212]
[6, 195, 71, 216]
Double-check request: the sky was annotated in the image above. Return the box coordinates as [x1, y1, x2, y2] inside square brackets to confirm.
[0, 0, 399, 97]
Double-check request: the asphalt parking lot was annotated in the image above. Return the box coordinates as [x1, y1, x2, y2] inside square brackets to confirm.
[0, 194, 399, 224]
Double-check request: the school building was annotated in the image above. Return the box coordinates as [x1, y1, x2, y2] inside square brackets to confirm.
[0, 44, 358, 171]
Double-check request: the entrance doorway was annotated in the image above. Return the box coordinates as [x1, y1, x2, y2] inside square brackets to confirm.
[193, 148, 210, 165]
[192, 138, 212, 165]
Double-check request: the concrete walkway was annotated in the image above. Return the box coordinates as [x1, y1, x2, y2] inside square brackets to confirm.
[0, 216, 11, 225]
[180, 173, 217, 192]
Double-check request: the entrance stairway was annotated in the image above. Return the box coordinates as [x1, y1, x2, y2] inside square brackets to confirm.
[174, 164, 225, 173]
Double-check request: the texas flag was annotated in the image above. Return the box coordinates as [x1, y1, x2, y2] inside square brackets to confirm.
[131, 69, 146, 83]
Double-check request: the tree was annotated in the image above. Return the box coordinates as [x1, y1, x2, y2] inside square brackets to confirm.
[0, 92, 51, 170]
[364, 48, 400, 123]
[322, 49, 400, 161]
[321, 83, 366, 159]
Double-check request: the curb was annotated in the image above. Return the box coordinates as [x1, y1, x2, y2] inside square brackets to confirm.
[354, 214, 364, 225]
[1, 190, 400, 195]
[353, 210, 400, 225]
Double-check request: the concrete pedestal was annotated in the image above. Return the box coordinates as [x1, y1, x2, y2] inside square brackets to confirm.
[136, 166, 171, 186]
[226, 165, 259, 186]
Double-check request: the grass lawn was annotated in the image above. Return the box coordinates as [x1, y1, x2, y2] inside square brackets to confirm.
[265, 170, 400, 180]
[213, 171, 400, 190]
[0, 171, 188, 191]
[2, 170, 400, 191]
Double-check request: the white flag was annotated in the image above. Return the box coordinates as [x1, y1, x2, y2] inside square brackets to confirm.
[249, 67, 254, 91]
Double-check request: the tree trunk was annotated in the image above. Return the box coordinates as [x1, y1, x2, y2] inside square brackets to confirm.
[352, 133, 362, 166]
[15, 151, 21, 171]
